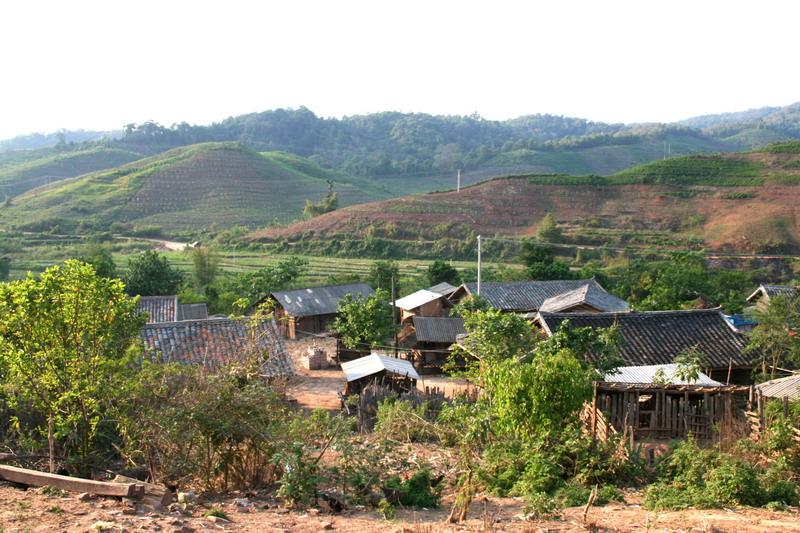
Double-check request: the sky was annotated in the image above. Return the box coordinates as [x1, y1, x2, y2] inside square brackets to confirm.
[1, 0, 799, 139]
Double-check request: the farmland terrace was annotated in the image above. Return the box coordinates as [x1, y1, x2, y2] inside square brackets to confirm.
[249, 142, 800, 254]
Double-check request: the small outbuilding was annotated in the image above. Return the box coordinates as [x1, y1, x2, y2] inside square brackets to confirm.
[341, 353, 420, 395]
[586, 364, 751, 443]
[746, 284, 797, 310]
[394, 289, 450, 324]
[402, 316, 466, 373]
[269, 283, 374, 339]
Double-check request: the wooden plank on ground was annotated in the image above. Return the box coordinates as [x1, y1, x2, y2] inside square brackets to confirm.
[112, 474, 174, 507]
[0, 465, 144, 498]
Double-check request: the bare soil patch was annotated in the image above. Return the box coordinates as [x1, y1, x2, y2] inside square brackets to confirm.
[1, 482, 798, 532]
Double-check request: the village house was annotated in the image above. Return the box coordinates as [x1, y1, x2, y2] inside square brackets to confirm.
[401, 316, 467, 373]
[449, 279, 628, 314]
[394, 288, 451, 324]
[535, 308, 755, 384]
[268, 283, 374, 340]
[340, 353, 420, 395]
[140, 317, 294, 378]
[746, 284, 798, 310]
[136, 295, 209, 323]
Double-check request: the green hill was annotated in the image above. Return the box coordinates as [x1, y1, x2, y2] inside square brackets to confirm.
[248, 141, 800, 256]
[1, 143, 390, 235]
[0, 146, 144, 198]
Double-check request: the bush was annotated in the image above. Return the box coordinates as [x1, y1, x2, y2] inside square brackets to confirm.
[705, 459, 762, 506]
[384, 469, 441, 508]
[374, 399, 438, 443]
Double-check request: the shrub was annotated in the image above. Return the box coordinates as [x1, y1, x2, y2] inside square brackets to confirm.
[704, 459, 762, 506]
[384, 469, 441, 508]
[374, 399, 438, 443]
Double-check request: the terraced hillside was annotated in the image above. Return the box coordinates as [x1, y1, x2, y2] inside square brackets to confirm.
[249, 142, 800, 254]
[0, 146, 144, 198]
[1, 143, 390, 234]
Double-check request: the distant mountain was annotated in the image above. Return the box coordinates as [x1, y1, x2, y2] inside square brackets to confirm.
[3, 102, 800, 207]
[1, 143, 390, 234]
[248, 141, 800, 255]
[0, 130, 121, 152]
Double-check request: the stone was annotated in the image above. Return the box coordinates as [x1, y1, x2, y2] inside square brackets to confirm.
[177, 491, 197, 504]
[320, 521, 334, 530]
[78, 492, 95, 501]
[206, 515, 230, 523]
[91, 521, 116, 531]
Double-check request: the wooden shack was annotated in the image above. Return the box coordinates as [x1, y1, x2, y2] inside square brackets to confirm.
[401, 316, 466, 373]
[268, 283, 374, 339]
[341, 353, 420, 395]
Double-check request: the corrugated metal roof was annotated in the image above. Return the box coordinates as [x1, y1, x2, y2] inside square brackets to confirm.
[137, 296, 179, 323]
[412, 316, 466, 343]
[140, 317, 294, 377]
[756, 374, 800, 399]
[272, 283, 374, 317]
[604, 364, 722, 385]
[537, 309, 751, 369]
[340, 353, 420, 382]
[395, 289, 443, 311]
[428, 282, 457, 296]
[455, 279, 606, 312]
[539, 283, 630, 313]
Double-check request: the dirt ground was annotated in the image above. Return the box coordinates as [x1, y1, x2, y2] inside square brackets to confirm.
[1, 482, 799, 532]
[283, 338, 475, 411]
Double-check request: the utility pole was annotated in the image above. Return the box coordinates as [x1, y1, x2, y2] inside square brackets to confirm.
[477, 235, 482, 296]
[457, 169, 461, 192]
[391, 274, 398, 357]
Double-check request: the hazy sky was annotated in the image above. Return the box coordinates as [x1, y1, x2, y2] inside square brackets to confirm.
[1, 0, 798, 139]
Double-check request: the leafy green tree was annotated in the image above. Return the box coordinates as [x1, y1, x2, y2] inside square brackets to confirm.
[519, 240, 572, 280]
[190, 247, 219, 289]
[368, 260, 400, 294]
[216, 257, 307, 313]
[0, 261, 144, 472]
[124, 250, 184, 296]
[426, 260, 460, 287]
[78, 245, 116, 279]
[674, 347, 705, 383]
[746, 293, 800, 379]
[537, 213, 562, 243]
[332, 289, 395, 350]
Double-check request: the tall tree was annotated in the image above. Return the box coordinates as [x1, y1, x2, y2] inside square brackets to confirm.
[124, 250, 184, 296]
[426, 259, 460, 287]
[190, 247, 219, 289]
[331, 289, 395, 350]
[0, 261, 144, 472]
[78, 245, 117, 279]
[536, 213, 562, 243]
[519, 240, 572, 280]
[746, 293, 800, 379]
[368, 260, 400, 294]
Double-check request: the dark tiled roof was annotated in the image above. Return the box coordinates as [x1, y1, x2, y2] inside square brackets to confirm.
[536, 309, 751, 369]
[412, 316, 466, 344]
[539, 283, 630, 313]
[140, 318, 294, 377]
[179, 303, 209, 320]
[137, 296, 179, 323]
[272, 283, 374, 317]
[455, 279, 605, 312]
[746, 284, 797, 303]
